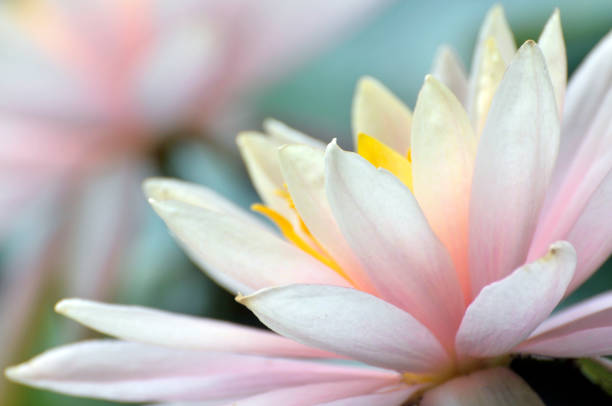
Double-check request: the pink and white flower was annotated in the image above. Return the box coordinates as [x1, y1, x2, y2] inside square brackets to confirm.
[6, 7, 612, 405]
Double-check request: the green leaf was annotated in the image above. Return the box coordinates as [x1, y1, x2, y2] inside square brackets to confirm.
[577, 358, 612, 396]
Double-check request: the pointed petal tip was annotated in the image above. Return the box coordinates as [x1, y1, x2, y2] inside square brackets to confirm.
[142, 176, 175, 201]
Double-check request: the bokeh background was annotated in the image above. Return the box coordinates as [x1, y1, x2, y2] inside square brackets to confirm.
[1, 0, 611, 405]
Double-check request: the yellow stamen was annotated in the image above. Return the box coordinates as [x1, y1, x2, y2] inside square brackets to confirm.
[251, 204, 353, 283]
[357, 133, 413, 190]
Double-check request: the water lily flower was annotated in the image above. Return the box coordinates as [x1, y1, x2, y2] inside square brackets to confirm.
[6, 6, 612, 405]
[0, 0, 386, 398]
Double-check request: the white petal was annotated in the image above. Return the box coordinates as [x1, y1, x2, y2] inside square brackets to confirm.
[467, 5, 516, 122]
[411, 75, 476, 299]
[468, 41, 560, 296]
[420, 367, 544, 406]
[143, 177, 263, 229]
[538, 9, 566, 115]
[351, 76, 412, 154]
[239, 284, 450, 373]
[6, 341, 385, 402]
[325, 142, 464, 348]
[430, 46, 468, 104]
[456, 242, 575, 358]
[278, 144, 372, 291]
[55, 298, 335, 358]
[263, 118, 326, 149]
[150, 199, 348, 294]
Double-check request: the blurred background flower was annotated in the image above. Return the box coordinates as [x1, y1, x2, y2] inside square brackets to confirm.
[1, 0, 611, 405]
[0, 0, 389, 404]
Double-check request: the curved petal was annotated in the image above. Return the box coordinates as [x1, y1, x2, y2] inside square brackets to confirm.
[319, 384, 422, 406]
[549, 31, 612, 187]
[471, 37, 506, 135]
[55, 298, 336, 358]
[149, 199, 348, 294]
[143, 177, 264, 229]
[420, 367, 544, 406]
[516, 327, 612, 357]
[325, 142, 464, 348]
[528, 89, 612, 269]
[467, 5, 516, 124]
[351, 76, 412, 155]
[6, 341, 387, 402]
[468, 41, 560, 296]
[263, 119, 326, 149]
[515, 291, 612, 357]
[278, 145, 372, 291]
[538, 9, 566, 115]
[564, 169, 612, 292]
[239, 284, 450, 373]
[430, 45, 468, 105]
[411, 75, 476, 300]
[456, 242, 575, 358]
[237, 378, 401, 406]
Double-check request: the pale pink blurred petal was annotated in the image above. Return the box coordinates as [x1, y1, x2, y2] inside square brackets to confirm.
[55, 298, 336, 358]
[420, 367, 544, 406]
[239, 284, 450, 373]
[234, 379, 402, 406]
[515, 291, 612, 357]
[456, 242, 575, 358]
[468, 42, 560, 297]
[148, 199, 349, 294]
[324, 142, 464, 349]
[63, 160, 146, 302]
[6, 340, 392, 402]
[319, 384, 422, 406]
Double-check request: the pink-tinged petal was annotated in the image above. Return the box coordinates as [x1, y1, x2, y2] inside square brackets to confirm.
[564, 169, 612, 292]
[549, 31, 612, 186]
[6, 341, 389, 402]
[149, 199, 349, 295]
[319, 384, 422, 406]
[239, 284, 450, 373]
[516, 327, 612, 358]
[237, 378, 402, 406]
[515, 291, 612, 357]
[420, 367, 544, 406]
[528, 89, 612, 273]
[431, 46, 468, 105]
[456, 242, 575, 358]
[538, 9, 566, 115]
[325, 142, 464, 349]
[468, 41, 560, 296]
[55, 298, 335, 358]
[412, 75, 477, 301]
[351, 76, 412, 155]
[278, 144, 373, 292]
